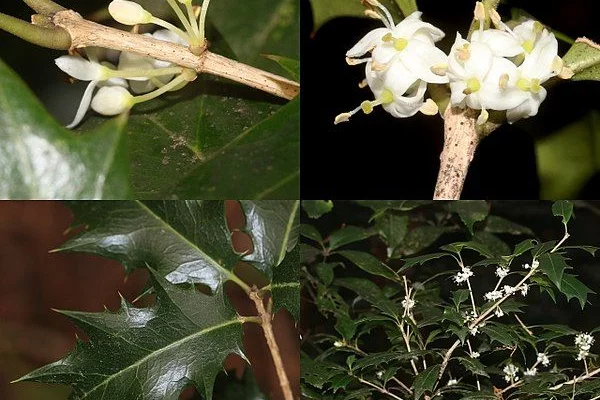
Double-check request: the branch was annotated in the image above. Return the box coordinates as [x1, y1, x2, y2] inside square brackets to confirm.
[45, 10, 299, 100]
[550, 366, 600, 390]
[249, 288, 295, 400]
[22, 0, 65, 14]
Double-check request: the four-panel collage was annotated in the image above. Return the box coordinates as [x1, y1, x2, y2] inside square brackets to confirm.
[0, 0, 600, 399]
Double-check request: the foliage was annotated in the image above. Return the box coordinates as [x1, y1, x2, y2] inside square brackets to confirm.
[16, 200, 300, 399]
[301, 200, 599, 399]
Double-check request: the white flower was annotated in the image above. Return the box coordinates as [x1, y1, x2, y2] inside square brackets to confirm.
[532, 259, 539, 270]
[494, 307, 504, 318]
[575, 333, 594, 360]
[447, 378, 458, 386]
[470, 351, 480, 359]
[447, 33, 523, 125]
[108, 0, 153, 25]
[402, 297, 415, 311]
[506, 33, 560, 123]
[503, 363, 519, 382]
[537, 353, 550, 367]
[503, 285, 516, 295]
[333, 341, 343, 348]
[521, 284, 529, 296]
[91, 86, 134, 116]
[454, 266, 474, 284]
[376, 370, 384, 379]
[470, 326, 479, 336]
[524, 367, 537, 377]
[495, 266, 510, 279]
[484, 290, 503, 301]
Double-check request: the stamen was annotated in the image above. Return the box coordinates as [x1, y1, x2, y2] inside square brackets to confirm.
[380, 89, 394, 104]
[489, 9, 502, 28]
[364, 10, 380, 20]
[371, 61, 388, 72]
[334, 112, 352, 125]
[498, 73, 509, 89]
[477, 108, 489, 125]
[457, 44, 470, 61]
[361, 100, 374, 114]
[474, 2, 486, 21]
[420, 99, 439, 116]
[517, 78, 530, 91]
[530, 79, 541, 93]
[346, 57, 371, 66]
[382, 32, 393, 42]
[522, 39, 535, 54]
[430, 64, 448, 76]
[393, 37, 408, 52]
[466, 78, 481, 93]
[358, 79, 368, 89]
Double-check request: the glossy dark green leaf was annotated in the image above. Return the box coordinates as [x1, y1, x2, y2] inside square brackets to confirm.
[334, 278, 398, 317]
[400, 226, 451, 256]
[335, 314, 357, 340]
[0, 58, 131, 199]
[531, 241, 558, 258]
[216, 369, 266, 400]
[241, 200, 300, 276]
[446, 201, 489, 235]
[412, 364, 440, 400]
[17, 270, 245, 400]
[560, 273, 595, 309]
[552, 200, 574, 225]
[440, 241, 494, 258]
[353, 350, 434, 370]
[337, 250, 398, 280]
[513, 239, 537, 257]
[399, 252, 454, 271]
[473, 232, 511, 256]
[301, 224, 323, 243]
[538, 253, 568, 290]
[329, 226, 371, 250]
[375, 213, 409, 258]
[562, 245, 599, 256]
[480, 322, 519, 346]
[533, 324, 577, 341]
[457, 357, 489, 378]
[452, 289, 471, 310]
[302, 200, 334, 219]
[316, 262, 338, 285]
[60, 201, 239, 292]
[271, 246, 300, 320]
[483, 216, 534, 236]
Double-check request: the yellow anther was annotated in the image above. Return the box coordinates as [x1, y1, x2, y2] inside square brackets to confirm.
[530, 79, 541, 93]
[517, 77, 530, 91]
[477, 109, 489, 125]
[467, 78, 481, 93]
[393, 37, 408, 51]
[371, 61, 388, 72]
[382, 32, 393, 42]
[498, 73, 509, 89]
[474, 2, 486, 21]
[420, 99, 439, 116]
[358, 79, 368, 89]
[489, 9, 502, 27]
[457, 44, 471, 61]
[522, 40, 535, 54]
[361, 100, 374, 114]
[430, 64, 448, 76]
[380, 89, 394, 104]
[533, 21, 544, 34]
[334, 113, 352, 125]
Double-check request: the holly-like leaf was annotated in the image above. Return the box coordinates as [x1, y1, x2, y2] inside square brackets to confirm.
[17, 270, 245, 400]
[560, 273, 595, 309]
[552, 200, 574, 225]
[0, 58, 131, 199]
[375, 213, 409, 258]
[538, 253, 568, 290]
[412, 364, 440, 400]
[563, 38, 600, 81]
[271, 246, 300, 320]
[337, 250, 398, 281]
[328, 226, 372, 250]
[215, 369, 266, 400]
[302, 200, 334, 219]
[447, 201, 489, 235]
[241, 200, 300, 277]
[58, 201, 240, 291]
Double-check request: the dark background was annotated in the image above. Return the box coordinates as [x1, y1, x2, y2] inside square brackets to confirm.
[300, 0, 600, 199]
[0, 202, 299, 400]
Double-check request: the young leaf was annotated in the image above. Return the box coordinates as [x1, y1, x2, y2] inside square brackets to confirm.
[59, 201, 240, 291]
[302, 200, 334, 219]
[17, 270, 245, 400]
[538, 253, 568, 290]
[446, 201, 489, 235]
[0, 58, 131, 199]
[563, 38, 600, 81]
[337, 250, 398, 280]
[412, 364, 441, 400]
[551, 200, 574, 225]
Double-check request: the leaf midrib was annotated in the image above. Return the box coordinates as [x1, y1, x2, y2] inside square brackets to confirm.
[81, 317, 241, 398]
[277, 200, 299, 266]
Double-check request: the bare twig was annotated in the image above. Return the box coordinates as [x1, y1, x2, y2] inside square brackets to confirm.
[356, 376, 404, 400]
[47, 10, 299, 100]
[249, 288, 295, 400]
[550, 366, 600, 390]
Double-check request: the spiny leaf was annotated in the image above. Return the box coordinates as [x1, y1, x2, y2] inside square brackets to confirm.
[375, 213, 409, 258]
[446, 201, 489, 235]
[0, 58, 131, 199]
[560, 273, 595, 309]
[538, 253, 568, 290]
[17, 269, 245, 400]
[552, 200, 574, 225]
[412, 364, 440, 400]
[59, 201, 239, 292]
[271, 246, 300, 320]
[337, 250, 398, 281]
[302, 200, 334, 219]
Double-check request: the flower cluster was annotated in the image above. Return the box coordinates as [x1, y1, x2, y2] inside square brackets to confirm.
[453, 266, 474, 284]
[503, 363, 519, 382]
[337, 1, 571, 126]
[55, 0, 212, 128]
[575, 332, 594, 360]
[537, 352, 550, 367]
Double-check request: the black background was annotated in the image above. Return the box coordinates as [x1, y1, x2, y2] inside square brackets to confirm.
[301, 0, 600, 199]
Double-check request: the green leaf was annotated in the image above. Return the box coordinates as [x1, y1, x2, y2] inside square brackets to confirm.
[400, 226, 451, 256]
[316, 262, 338, 285]
[457, 357, 489, 378]
[329, 226, 371, 250]
[452, 289, 471, 310]
[337, 250, 398, 281]
[562, 245, 599, 256]
[301, 224, 323, 243]
[355, 200, 432, 212]
[473, 231, 511, 256]
[513, 239, 537, 257]
[375, 213, 409, 258]
[412, 365, 440, 400]
[563, 38, 600, 81]
[263, 55, 300, 81]
[59, 201, 240, 292]
[484, 216, 534, 236]
[399, 252, 453, 271]
[302, 200, 334, 219]
[538, 253, 568, 290]
[0, 58, 131, 199]
[271, 246, 300, 320]
[560, 273, 595, 309]
[480, 322, 520, 347]
[447, 201, 489, 235]
[241, 200, 300, 275]
[216, 369, 266, 400]
[335, 278, 398, 317]
[17, 269, 245, 400]
[441, 241, 494, 258]
[335, 313, 357, 340]
[531, 240, 558, 258]
[552, 200, 574, 225]
[394, 0, 418, 16]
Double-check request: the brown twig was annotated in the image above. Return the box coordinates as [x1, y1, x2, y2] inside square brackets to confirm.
[249, 288, 295, 400]
[50, 10, 299, 100]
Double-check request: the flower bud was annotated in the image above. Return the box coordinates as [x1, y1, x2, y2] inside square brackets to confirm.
[91, 86, 134, 116]
[108, 0, 153, 25]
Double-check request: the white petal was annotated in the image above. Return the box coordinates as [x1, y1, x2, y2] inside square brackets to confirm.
[449, 81, 467, 106]
[479, 57, 525, 110]
[506, 88, 547, 123]
[346, 28, 389, 58]
[55, 56, 105, 81]
[91, 86, 134, 116]
[118, 51, 155, 81]
[520, 34, 558, 81]
[465, 42, 493, 80]
[447, 33, 469, 79]
[393, 14, 445, 42]
[384, 62, 419, 95]
[401, 39, 449, 83]
[66, 81, 97, 129]
[472, 29, 523, 57]
[153, 29, 189, 46]
[383, 80, 427, 118]
[513, 20, 537, 43]
[372, 43, 398, 65]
